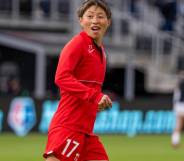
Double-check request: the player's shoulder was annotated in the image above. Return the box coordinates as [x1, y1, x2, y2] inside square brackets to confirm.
[66, 33, 85, 47]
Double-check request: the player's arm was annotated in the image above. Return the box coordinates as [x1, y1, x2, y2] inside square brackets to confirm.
[55, 38, 103, 105]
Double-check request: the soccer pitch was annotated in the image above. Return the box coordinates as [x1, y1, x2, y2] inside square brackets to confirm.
[0, 133, 183, 161]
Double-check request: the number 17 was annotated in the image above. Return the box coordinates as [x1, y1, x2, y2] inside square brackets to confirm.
[61, 139, 80, 157]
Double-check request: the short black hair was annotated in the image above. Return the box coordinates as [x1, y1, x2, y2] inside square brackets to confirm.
[77, 0, 111, 19]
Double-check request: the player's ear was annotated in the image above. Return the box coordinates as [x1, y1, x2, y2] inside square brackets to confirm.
[79, 17, 82, 23]
[107, 19, 111, 27]
[79, 17, 84, 28]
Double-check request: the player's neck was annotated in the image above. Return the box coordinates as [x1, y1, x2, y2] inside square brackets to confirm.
[94, 39, 102, 47]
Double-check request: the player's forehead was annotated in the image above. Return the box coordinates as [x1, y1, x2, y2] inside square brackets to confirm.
[84, 5, 106, 15]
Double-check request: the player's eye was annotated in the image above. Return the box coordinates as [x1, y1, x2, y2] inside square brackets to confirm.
[97, 15, 105, 19]
[87, 15, 93, 19]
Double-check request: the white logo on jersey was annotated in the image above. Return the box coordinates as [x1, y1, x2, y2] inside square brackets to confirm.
[88, 45, 95, 53]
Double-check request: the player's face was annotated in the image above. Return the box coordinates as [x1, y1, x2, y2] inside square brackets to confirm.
[79, 5, 111, 45]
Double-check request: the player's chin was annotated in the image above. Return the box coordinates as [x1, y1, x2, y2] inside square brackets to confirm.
[90, 31, 101, 37]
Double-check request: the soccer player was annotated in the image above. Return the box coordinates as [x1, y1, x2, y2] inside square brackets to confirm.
[43, 0, 112, 161]
[171, 71, 184, 148]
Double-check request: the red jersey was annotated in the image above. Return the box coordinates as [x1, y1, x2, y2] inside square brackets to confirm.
[49, 31, 107, 134]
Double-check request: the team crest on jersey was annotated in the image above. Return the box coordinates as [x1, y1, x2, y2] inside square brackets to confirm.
[74, 153, 80, 161]
[88, 45, 95, 54]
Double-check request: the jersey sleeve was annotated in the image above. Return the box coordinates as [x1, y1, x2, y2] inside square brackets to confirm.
[55, 37, 103, 105]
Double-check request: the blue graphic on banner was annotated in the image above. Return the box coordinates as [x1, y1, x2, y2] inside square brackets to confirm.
[94, 102, 175, 135]
[37, 100, 175, 135]
[7, 97, 36, 136]
[0, 110, 3, 132]
[39, 100, 58, 133]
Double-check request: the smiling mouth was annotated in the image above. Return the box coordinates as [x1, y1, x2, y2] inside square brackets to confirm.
[91, 26, 101, 32]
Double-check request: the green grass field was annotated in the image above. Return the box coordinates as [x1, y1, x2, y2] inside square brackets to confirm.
[0, 133, 183, 161]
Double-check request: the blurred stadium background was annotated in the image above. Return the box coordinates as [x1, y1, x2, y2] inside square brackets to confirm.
[0, 0, 184, 161]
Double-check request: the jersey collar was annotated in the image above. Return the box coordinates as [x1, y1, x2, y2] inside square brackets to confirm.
[80, 31, 94, 44]
[80, 31, 103, 53]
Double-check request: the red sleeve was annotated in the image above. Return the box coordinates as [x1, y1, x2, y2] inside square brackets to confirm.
[55, 37, 103, 105]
